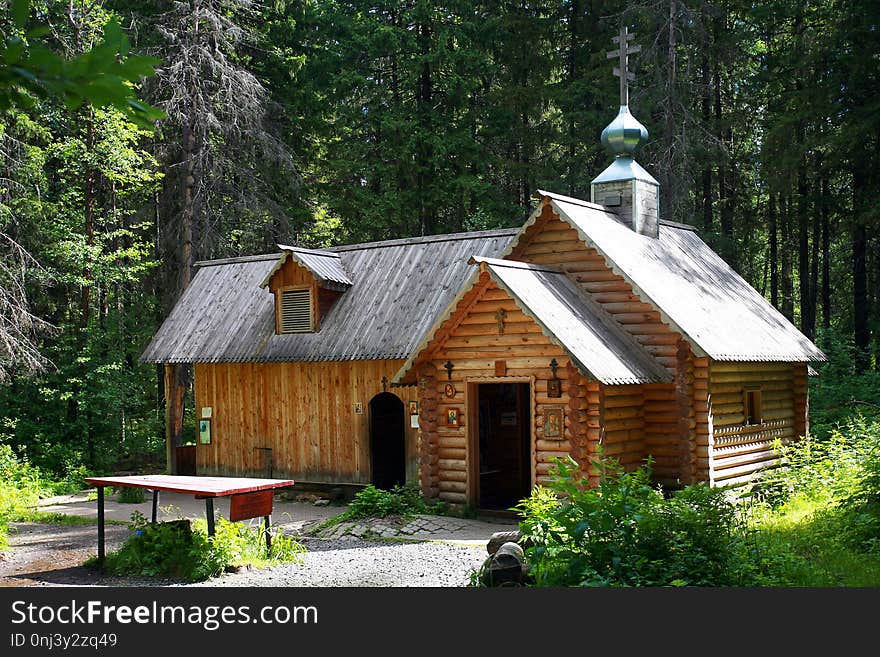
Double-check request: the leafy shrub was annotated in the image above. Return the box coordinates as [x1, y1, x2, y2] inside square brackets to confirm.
[516, 457, 791, 587]
[116, 486, 146, 504]
[101, 511, 305, 582]
[0, 444, 54, 549]
[343, 484, 428, 520]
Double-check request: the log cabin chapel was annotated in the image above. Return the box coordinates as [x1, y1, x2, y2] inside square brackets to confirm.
[141, 30, 825, 510]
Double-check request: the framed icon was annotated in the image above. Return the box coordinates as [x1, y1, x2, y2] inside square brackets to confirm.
[544, 407, 563, 439]
[409, 400, 419, 415]
[444, 383, 456, 398]
[445, 407, 460, 427]
[199, 418, 212, 444]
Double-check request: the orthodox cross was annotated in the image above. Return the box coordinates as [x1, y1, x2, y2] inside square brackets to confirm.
[381, 376, 388, 392]
[495, 308, 507, 335]
[444, 360, 454, 381]
[549, 358, 559, 379]
[606, 26, 640, 106]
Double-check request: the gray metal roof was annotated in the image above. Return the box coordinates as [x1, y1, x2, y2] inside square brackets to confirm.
[515, 191, 827, 362]
[260, 245, 353, 291]
[140, 229, 518, 364]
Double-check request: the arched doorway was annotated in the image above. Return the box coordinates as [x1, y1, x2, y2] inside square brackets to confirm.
[369, 392, 406, 490]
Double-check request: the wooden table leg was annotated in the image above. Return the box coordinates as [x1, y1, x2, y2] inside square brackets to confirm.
[206, 498, 215, 536]
[97, 486, 105, 562]
[151, 489, 160, 523]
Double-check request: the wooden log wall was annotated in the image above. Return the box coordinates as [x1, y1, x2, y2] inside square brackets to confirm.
[193, 360, 419, 484]
[708, 361, 797, 486]
[418, 362, 439, 500]
[692, 357, 714, 484]
[417, 274, 573, 504]
[792, 363, 809, 441]
[565, 364, 600, 485]
[597, 384, 645, 473]
[512, 202, 701, 484]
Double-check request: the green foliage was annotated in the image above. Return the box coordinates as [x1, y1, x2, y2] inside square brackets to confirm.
[0, 443, 47, 548]
[0, 0, 163, 127]
[100, 512, 305, 582]
[115, 486, 145, 504]
[342, 484, 429, 520]
[516, 458, 779, 587]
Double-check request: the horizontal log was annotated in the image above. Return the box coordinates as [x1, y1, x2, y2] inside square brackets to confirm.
[536, 439, 570, 451]
[439, 481, 467, 493]
[438, 448, 466, 460]
[710, 371, 794, 384]
[603, 394, 644, 409]
[710, 361, 793, 373]
[604, 432, 645, 448]
[438, 458, 466, 471]
[602, 408, 642, 422]
[573, 269, 623, 282]
[439, 469, 467, 483]
[591, 291, 641, 304]
[713, 458, 780, 481]
[439, 491, 467, 504]
[454, 322, 543, 337]
[537, 449, 572, 462]
[527, 228, 581, 244]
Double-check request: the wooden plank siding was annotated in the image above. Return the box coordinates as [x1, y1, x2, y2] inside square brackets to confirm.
[193, 361, 419, 484]
[708, 361, 802, 486]
[416, 273, 573, 504]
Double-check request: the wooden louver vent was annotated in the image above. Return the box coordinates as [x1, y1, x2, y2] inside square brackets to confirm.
[279, 288, 313, 333]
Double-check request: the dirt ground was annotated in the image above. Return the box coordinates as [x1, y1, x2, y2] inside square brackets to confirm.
[0, 521, 170, 587]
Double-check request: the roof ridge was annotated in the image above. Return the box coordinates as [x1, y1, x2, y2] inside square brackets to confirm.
[194, 253, 279, 267]
[330, 227, 520, 252]
[277, 244, 341, 258]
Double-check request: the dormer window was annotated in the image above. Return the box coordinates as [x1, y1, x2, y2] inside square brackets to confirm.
[279, 287, 314, 333]
[262, 245, 352, 336]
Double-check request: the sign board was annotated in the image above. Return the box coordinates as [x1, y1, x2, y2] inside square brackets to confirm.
[229, 490, 274, 522]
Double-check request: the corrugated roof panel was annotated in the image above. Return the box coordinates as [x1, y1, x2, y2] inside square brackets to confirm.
[141, 229, 518, 363]
[540, 194, 826, 362]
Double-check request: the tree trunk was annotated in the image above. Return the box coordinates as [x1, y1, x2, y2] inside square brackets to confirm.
[797, 161, 813, 339]
[821, 176, 830, 330]
[781, 195, 794, 322]
[769, 193, 778, 309]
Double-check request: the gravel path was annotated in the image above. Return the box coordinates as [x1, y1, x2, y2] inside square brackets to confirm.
[1, 523, 489, 588]
[197, 537, 487, 587]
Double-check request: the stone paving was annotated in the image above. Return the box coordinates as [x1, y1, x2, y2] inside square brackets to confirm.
[315, 513, 517, 544]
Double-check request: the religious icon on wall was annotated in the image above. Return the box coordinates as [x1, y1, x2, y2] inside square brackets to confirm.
[444, 383, 456, 398]
[199, 419, 212, 444]
[445, 407, 460, 427]
[547, 378, 562, 398]
[409, 400, 419, 415]
[544, 407, 562, 439]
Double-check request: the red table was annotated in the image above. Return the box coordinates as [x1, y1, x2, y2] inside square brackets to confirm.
[84, 475, 295, 560]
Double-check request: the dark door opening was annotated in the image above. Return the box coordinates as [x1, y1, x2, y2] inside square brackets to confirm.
[369, 392, 406, 490]
[475, 383, 531, 509]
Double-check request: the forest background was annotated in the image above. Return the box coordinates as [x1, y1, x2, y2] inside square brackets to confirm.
[0, 0, 877, 480]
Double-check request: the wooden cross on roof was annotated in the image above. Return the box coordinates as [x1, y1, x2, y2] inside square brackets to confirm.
[607, 26, 641, 107]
